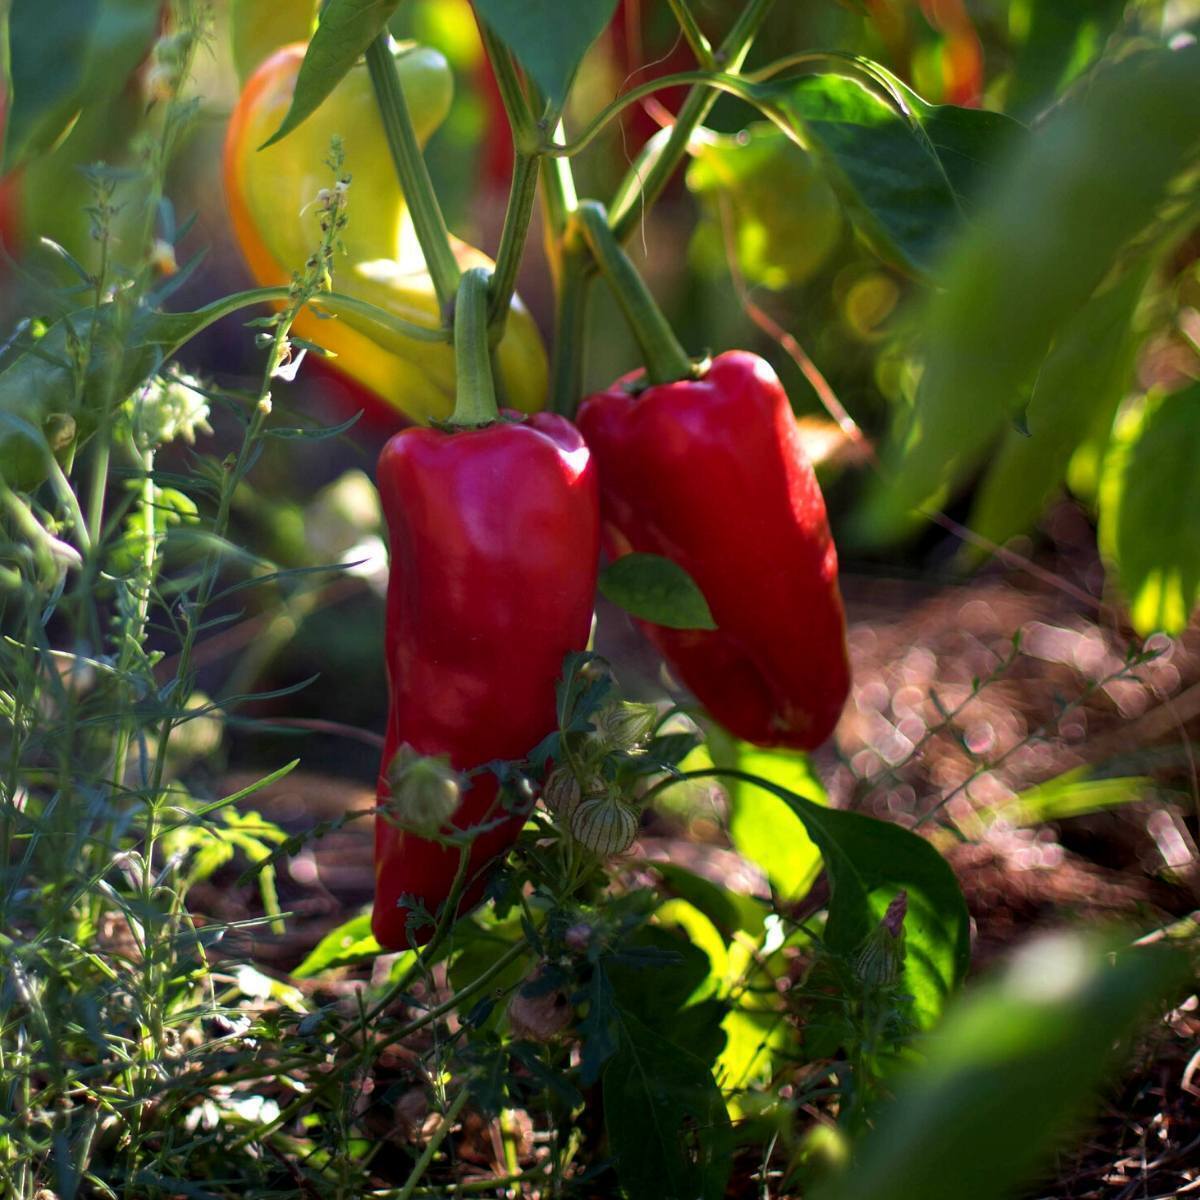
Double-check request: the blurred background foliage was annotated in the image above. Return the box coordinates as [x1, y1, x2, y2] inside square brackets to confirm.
[2, 0, 1200, 1195]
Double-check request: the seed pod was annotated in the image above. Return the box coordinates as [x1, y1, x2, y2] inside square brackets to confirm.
[383, 745, 462, 834]
[597, 701, 659, 751]
[543, 766, 583, 822]
[569, 792, 638, 857]
[852, 890, 908, 988]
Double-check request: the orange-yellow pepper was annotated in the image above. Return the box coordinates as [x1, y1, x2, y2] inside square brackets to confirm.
[223, 42, 549, 423]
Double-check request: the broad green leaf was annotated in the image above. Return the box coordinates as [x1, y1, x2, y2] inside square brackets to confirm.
[263, 0, 400, 147]
[3, 0, 161, 170]
[707, 732, 825, 902]
[650, 860, 765, 941]
[294, 912, 385, 976]
[472, 0, 618, 109]
[995, 768, 1149, 827]
[814, 934, 1190, 1200]
[851, 42, 1200, 548]
[686, 124, 843, 290]
[1099, 382, 1200, 635]
[771, 70, 1025, 279]
[599, 553, 717, 631]
[963, 262, 1150, 559]
[604, 1010, 732, 1200]
[718, 770, 970, 1028]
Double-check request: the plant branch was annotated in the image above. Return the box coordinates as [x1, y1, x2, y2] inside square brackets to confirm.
[365, 35, 460, 312]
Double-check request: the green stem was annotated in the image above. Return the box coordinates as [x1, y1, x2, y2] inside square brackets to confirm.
[610, 0, 777, 241]
[573, 201, 692, 385]
[666, 0, 715, 68]
[449, 268, 500, 427]
[478, 20, 545, 337]
[549, 247, 592, 416]
[396, 1087, 472, 1200]
[540, 118, 579, 252]
[365, 35, 459, 313]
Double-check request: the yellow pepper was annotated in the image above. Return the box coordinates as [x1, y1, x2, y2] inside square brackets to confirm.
[223, 42, 548, 423]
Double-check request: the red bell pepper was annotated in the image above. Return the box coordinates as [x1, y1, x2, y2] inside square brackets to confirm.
[577, 350, 851, 751]
[372, 412, 599, 948]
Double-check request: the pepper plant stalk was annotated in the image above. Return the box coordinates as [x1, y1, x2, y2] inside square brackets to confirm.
[609, 0, 777, 241]
[449, 268, 500, 428]
[365, 34, 459, 312]
[574, 200, 693, 386]
[477, 19, 546, 338]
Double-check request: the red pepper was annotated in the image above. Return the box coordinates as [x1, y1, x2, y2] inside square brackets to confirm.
[372, 413, 599, 948]
[577, 350, 851, 751]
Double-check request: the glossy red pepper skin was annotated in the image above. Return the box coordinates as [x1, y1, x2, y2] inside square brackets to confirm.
[577, 350, 851, 750]
[373, 413, 599, 948]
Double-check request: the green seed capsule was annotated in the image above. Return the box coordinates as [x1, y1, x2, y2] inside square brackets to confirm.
[569, 793, 638, 856]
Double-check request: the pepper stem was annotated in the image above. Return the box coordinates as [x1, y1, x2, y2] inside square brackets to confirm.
[365, 35, 460, 314]
[449, 268, 500, 428]
[574, 201, 693, 386]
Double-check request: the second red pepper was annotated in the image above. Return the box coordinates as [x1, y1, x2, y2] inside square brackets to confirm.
[577, 350, 851, 751]
[373, 413, 599, 949]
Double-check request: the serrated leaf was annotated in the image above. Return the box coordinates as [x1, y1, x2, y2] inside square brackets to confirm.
[262, 0, 400, 147]
[599, 553, 716, 631]
[604, 1010, 732, 1200]
[1099, 382, 1200, 635]
[472, 0, 618, 108]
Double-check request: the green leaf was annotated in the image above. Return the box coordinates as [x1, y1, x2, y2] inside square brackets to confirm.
[472, 0, 619, 109]
[262, 0, 400, 147]
[3, 0, 161, 171]
[293, 912, 385, 977]
[604, 1010, 732, 1200]
[1099, 382, 1200, 635]
[963, 262, 1151, 559]
[813, 934, 1190, 1200]
[770, 69, 1025, 279]
[851, 42, 1200, 548]
[599, 553, 717, 631]
[707, 732, 825, 902]
[725, 771, 970, 1029]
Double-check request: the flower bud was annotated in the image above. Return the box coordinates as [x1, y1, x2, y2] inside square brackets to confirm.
[597, 701, 659, 751]
[852, 890, 908, 988]
[383, 745, 462, 834]
[542, 766, 582, 820]
[569, 791, 638, 857]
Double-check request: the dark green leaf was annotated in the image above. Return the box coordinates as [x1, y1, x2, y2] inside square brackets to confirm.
[724, 772, 970, 1028]
[3, 0, 161, 170]
[604, 1010, 732, 1200]
[599, 553, 717, 631]
[770, 70, 1025, 279]
[1099, 381, 1200, 635]
[814, 935, 1190, 1200]
[262, 0, 400, 147]
[851, 43, 1200, 547]
[472, 0, 619, 109]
